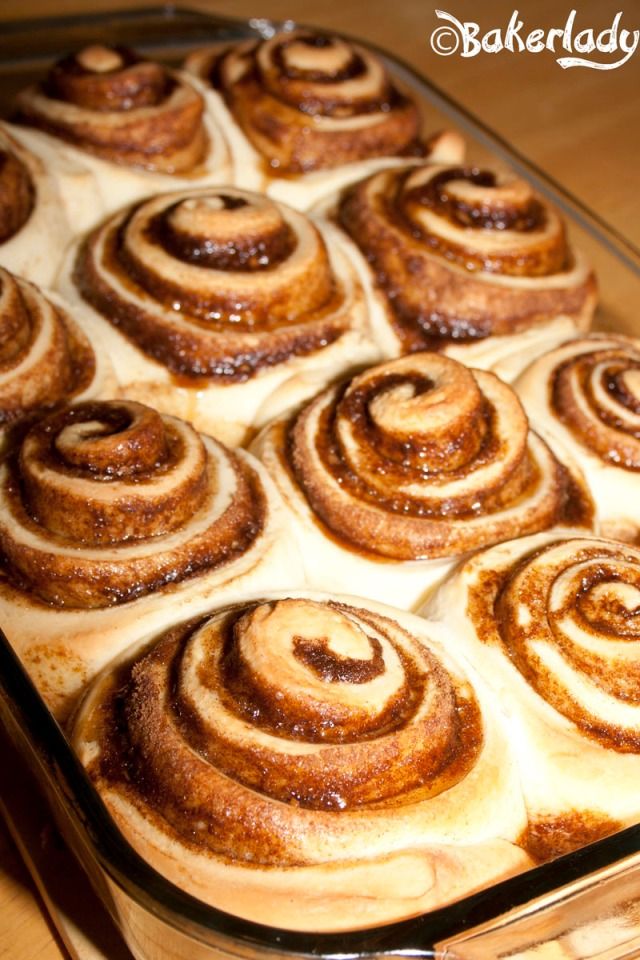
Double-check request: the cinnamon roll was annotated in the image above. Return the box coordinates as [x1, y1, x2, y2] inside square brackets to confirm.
[13, 45, 231, 229]
[0, 399, 302, 721]
[252, 352, 593, 610]
[70, 592, 532, 931]
[186, 30, 465, 209]
[514, 334, 640, 543]
[59, 186, 378, 447]
[423, 532, 640, 861]
[0, 266, 115, 451]
[0, 124, 71, 285]
[336, 163, 596, 374]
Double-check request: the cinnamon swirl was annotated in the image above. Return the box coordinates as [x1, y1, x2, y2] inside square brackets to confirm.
[0, 399, 302, 721]
[186, 30, 464, 209]
[70, 592, 532, 931]
[59, 186, 378, 447]
[0, 123, 71, 285]
[336, 163, 596, 374]
[253, 352, 593, 610]
[13, 45, 231, 228]
[514, 334, 640, 543]
[424, 532, 640, 861]
[0, 266, 115, 451]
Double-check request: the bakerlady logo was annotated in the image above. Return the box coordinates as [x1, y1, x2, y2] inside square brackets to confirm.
[430, 9, 639, 69]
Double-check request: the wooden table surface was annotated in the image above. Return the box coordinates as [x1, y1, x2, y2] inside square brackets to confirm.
[0, 1, 638, 957]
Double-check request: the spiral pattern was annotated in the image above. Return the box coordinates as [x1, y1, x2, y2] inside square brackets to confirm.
[0, 399, 266, 607]
[189, 29, 421, 173]
[548, 336, 640, 470]
[276, 353, 589, 560]
[338, 163, 596, 350]
[0, 267, 97, 428]
[0, 136, 34, 243]
[73, 186, 359, 381]
[73, 596, 483, 862]
[15, 45, 208, 174]
[513, 335, 640, 543]
[473, 537, 640, 753]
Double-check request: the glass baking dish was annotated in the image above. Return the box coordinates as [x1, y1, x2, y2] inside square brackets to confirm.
[1, 7, 640, 959]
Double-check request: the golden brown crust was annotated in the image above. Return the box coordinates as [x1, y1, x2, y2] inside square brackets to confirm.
[0, 399, 266, 608]
[337, 163, 596, 350]
[15, 45, 208, 174]
[73, 187, 358, 382]
[0, 267, 96, 427]
[279, 353, 591, 560]
[70, 591, 535, 930]
[193, 30, 422, 173]
[80, 598, 483, 859]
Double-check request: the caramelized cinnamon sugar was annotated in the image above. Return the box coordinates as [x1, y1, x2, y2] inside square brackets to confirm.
[551, 342, 640, 470]
[199, 30, 421, 173]
[472, 537, 640, 751]
[558, 462, 595, 528]
[271, 36, 369, 100]
[45, 47, 172, 111]
[293, 632, 386, 685]
[16, 45, 208, 173]
[521, 812, 622, 862]
[0, 400, 266, 607]
[83, 598, 483, 863]
[73, 188, 352, 381]
[214, 604, 424, 744]
[148, 195, 297, 271]
[465, 565, 507, 648]
[310, 387, 510, 520]
[338, 163, 596, 350]
[409, 168, 546, 234]
[281, 354, 573, 560]
[0, 268, 96, 426]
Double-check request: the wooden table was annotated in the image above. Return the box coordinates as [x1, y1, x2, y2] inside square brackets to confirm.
[0, 1, 638, 957]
